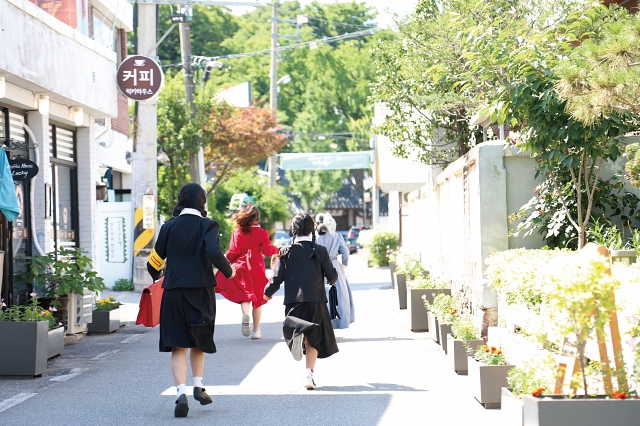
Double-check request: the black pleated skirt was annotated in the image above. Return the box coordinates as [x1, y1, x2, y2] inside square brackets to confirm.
[283, 302, 339, 359]
[159, 287, 217, 353]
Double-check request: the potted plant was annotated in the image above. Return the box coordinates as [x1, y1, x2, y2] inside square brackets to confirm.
[42, 306, 65, 359]
[447, 316, 484, 374]
[502, 359, 555, 426]
[410, 276, 450, 332]
[468, 345, 514, 409]
[426, 293, 457, 349]
[522, 249, 640, 425]
[0, 293, 53, 376]
[88, 296, 122, 334]
[393, 251, 422, 310]
[363, 230, 398, 268]
[22, 246, 106, 309]
[387, 248, 398, 289]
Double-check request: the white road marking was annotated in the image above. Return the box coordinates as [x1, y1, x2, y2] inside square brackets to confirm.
[120, 334, 144, 344]
[0, 393, 37, 413]
[92, 350, 120, 360]
[49, 368, 87, 382]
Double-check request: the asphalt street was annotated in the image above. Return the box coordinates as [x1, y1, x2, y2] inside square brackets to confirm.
[0, 254, 504, 425]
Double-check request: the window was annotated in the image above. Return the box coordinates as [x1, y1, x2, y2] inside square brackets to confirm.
[92, 11, 115, 50]
[49, 124, 78, 251]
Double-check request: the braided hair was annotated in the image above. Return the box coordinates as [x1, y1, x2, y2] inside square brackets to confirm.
[281, 213, 317, 259]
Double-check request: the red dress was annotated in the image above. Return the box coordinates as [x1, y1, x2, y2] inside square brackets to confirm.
[215, 226, 280, 308]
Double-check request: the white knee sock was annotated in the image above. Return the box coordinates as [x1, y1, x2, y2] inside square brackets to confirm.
[176, 383, 186, 397]
[193, 376, 203, 388]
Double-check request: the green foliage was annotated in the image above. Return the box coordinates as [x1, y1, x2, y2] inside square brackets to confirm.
[113, 279, 134, 292]
[411, 275, 449, 290]
[474, 345, 508, 366]
[94, 296, 122, 312]
[507, 358, 556, 395]
[626, 143, 640, 188]
[511, 172, 640, 249]
[363, 231, 399, 267]
[394, 251, 427, 281]
[0, 293, 60, 330]
[21, 247, 106, 303]
[451, 316, 479, 341]
[427, 293, 458, 323]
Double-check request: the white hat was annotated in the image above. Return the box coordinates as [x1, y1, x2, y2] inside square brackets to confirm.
[316, 211, 336, 234]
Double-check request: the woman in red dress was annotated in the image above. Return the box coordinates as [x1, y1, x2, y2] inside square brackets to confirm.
[215, 203, 280, 339]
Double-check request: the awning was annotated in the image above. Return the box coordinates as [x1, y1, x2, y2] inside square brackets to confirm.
[280, 151, 371, 170]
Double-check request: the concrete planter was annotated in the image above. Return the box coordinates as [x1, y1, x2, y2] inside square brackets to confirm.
[427, 311, 440, 342]
[47, 326, 64, 359]
[522, 394, 640, 426]
[501, 388, 524, 426]
[395, 273, 407, 310]
[87, 309, 121, 334]
[0, 321, 48, 376]
[438, 323, 453, 353]
[468, 357, 514, 408]
[410, 288, 451, 332]
[446, 334, 484, 374]
[389, 262, 396, 289]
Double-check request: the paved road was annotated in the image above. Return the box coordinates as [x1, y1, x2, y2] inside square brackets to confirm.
[0, 254, 504, 425]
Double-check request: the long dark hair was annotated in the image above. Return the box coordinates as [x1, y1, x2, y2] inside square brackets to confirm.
[172, 183, 207, 217]
[281, 213, 317, 259]
[315, 212, 328, 235]
[232, 203, 260, 234]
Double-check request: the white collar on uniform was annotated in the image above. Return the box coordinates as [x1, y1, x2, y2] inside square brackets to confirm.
[180, 208, 202, 217]
[296, 235, 312, 242]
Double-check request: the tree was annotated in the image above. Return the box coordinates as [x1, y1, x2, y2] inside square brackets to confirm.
[156, 73, 288, 216]
[459, 0, 637, 248]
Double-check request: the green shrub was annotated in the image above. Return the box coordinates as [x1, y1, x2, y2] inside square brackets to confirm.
[412, 275, 449, 289]
[451, 316, 479, 341]
[364, 231, 399, 267]
[113, 278, 135, 291]
[426, 293, 458, 323]
[395, 252, 427, 281]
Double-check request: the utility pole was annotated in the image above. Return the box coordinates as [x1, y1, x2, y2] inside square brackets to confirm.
[176, 6, 205, 188]
[268, 0, 279, 186]
[132, 3, 158, 291]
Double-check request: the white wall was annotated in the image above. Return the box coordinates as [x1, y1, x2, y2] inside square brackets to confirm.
[96, 201, 133, 288]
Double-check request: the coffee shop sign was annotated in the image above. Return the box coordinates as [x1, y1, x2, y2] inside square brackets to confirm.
[117, 55, 165, 101]
[8, 159, 39, 181]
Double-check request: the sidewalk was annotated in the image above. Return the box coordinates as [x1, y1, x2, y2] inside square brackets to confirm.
[0, 254, 505, 425]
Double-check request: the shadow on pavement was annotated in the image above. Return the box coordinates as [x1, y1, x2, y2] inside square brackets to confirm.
[316, 383, 426, 393]
[336, 336, 414, 343]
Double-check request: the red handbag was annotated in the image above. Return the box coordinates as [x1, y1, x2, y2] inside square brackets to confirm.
[136, 277, 164, 328]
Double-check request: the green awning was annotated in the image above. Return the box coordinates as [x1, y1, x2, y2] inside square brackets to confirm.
[279, 151, 371, 170]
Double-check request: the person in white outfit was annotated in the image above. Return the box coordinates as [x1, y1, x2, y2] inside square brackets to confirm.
[315, 212, 355, 329]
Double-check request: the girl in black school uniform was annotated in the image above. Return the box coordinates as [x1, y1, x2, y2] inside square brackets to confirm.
[147, 183, 236, 418]
[264, 213, 339, 389]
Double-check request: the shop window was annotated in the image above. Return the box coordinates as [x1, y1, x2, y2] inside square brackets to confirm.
[49, 124, 78, 252]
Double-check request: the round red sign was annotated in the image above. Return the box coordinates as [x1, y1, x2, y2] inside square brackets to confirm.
[116, 55, 164, 101]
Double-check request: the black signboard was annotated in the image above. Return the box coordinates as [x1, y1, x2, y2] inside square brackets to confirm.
[8, 159, 39, 181]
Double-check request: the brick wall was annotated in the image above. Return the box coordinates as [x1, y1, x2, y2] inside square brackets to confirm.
[112, 94, 130, 136]
[88, 6, 93, 38]
[120, 29, 127, 60]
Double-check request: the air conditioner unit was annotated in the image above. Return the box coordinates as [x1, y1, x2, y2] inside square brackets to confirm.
[65, 289, 94, 335]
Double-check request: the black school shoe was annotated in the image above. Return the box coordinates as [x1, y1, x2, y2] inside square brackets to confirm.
[175, 394, 189, 417]
[194, 387, 213, 405]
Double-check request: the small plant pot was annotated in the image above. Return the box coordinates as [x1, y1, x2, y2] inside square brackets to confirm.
[0, 321, 48, 376]
[409, 288, 451, 332]
[468, 356, 514, 409]
[522, 394, 640, 426]
[395, 273, 407, 310]
[501, 388, 524, 426]
[610, 249, 637, 265]
[438, 323, 452, 353]
[47, 326, 64, 359]
[446, 334, 484, 374]
[427, 311, 440, 342]
[88, 309, 121, 334]
[389, 261, 396, 289]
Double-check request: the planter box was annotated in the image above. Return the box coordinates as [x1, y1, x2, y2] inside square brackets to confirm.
[395, 273, 407, 310]
[47, 326, 64, 359]
[389, 262, 396, 289]
[0, 321, 48, 376]
[87, 309, 121, 334]
[439, 323, 452, 353]
[410, 288, 451, 332]
[502, 388, 524, 426]
[427, 311, 440, 342]
[468, 357, 514, 409]
[446, 334, 484, 374]
[523, 394, 640, 426]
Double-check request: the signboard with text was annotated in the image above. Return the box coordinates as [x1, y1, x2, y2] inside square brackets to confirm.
[117, 55, 165, 101]
[142, 195, 155, 229]
[8, 159, 39, 181]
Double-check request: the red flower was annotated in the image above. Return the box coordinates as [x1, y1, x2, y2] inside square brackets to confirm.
[531, 388, 545, 397]
[611, 391, 628, 400]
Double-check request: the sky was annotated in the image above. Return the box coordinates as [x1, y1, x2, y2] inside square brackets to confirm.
[228, 0, 418, 29]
